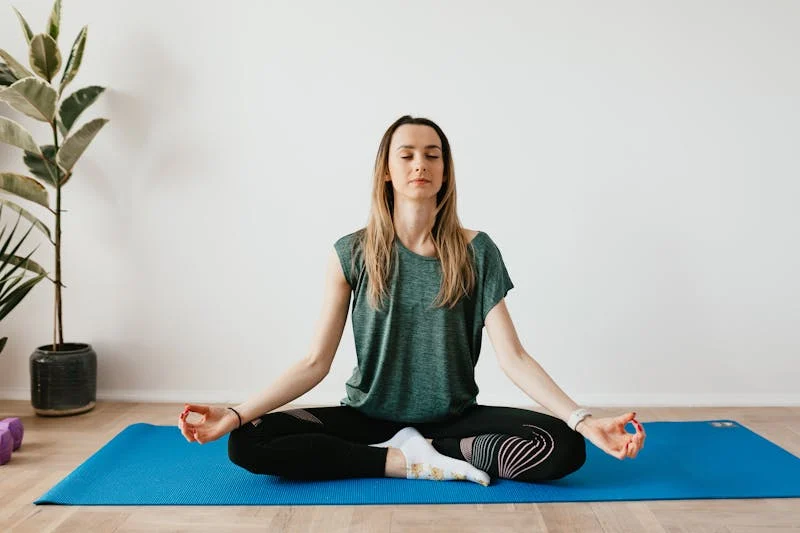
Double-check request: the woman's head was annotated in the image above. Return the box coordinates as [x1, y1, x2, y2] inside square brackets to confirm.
[377, 117, 452, 212]
[369, 116, 459, 243]
[353, 115, 476, 311]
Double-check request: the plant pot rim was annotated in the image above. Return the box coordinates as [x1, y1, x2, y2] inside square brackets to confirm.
[34, 342, 93, 354]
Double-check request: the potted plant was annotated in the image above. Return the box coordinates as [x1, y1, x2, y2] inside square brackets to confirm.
[0, 207, 48, 354]
[0, 0, 109, 416]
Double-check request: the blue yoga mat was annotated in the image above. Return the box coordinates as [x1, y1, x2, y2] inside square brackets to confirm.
[35, 419, 800, 505]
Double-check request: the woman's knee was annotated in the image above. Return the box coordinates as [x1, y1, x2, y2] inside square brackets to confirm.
[227, 427, 256, 471]
[512, 428, 586, 482]
[227, 425, 282, 474]
[543, 429, 587, 481]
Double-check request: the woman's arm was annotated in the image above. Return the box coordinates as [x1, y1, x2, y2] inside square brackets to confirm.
[485, 299, 647, 457]
[230, 358, 330, 426]
[485, 299, 589, 431]
[498, 353, 587, 430]
[231, 248, 352, 425]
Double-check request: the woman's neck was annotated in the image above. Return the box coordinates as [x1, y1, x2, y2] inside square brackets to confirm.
[392, 200, 437, 254]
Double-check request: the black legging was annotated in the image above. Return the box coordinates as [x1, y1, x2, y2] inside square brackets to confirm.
[228, 404, 587, 483]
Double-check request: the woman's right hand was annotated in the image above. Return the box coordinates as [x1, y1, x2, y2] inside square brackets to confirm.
[178, 404, 239, 444]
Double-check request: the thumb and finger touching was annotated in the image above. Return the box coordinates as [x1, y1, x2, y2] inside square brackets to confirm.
[178, 404, 213, 443]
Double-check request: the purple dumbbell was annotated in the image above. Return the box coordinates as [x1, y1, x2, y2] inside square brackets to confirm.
[0, 418, 23, 451]
[0, 428, 11, 465]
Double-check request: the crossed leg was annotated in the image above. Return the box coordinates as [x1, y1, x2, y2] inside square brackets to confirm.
[227, 404, 586, 483]
[417, 405, 587, 482]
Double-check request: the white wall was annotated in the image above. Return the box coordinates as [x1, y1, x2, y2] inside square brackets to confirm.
[1, 1, 798, 408]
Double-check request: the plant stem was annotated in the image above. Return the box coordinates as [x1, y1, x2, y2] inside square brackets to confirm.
[52, 122, 63, 350]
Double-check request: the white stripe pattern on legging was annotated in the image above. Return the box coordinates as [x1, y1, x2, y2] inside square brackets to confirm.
[280, 408, 323, 425]
[466, 424, 556, 480]
[470, 434, 506, 472]
[499, 424, 555, 479]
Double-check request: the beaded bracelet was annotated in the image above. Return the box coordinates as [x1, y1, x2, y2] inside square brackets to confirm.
[226, 407, 242, 429]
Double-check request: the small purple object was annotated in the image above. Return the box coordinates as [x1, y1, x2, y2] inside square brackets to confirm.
[0, 428, 11, 465]
[0, 417, 23, 451]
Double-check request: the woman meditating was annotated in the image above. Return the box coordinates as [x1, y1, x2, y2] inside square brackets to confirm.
[178, 115, 646, 485]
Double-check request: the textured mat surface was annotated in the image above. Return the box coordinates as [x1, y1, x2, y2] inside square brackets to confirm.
[35, 419, 800, 505]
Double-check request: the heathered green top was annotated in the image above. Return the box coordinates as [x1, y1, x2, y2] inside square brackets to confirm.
[334, 228, 514, 423]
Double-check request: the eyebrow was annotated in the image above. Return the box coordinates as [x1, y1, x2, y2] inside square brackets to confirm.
[396, 144, 442, 151]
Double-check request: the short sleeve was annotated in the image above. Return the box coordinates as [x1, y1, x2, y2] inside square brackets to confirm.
[335, 231, 364, 290]
[334, 235, 354, 289]
[479, 235, 514, 324]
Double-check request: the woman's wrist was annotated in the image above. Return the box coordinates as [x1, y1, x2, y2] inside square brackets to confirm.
[567, 407, 593, 432]
[226, 407, 243, 429]
[575, 415, 595, 435]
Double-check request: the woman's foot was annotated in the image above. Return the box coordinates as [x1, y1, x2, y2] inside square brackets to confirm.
[372, 427, 490, 486]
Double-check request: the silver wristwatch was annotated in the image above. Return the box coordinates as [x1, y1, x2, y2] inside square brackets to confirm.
[567, 408, 593, 431]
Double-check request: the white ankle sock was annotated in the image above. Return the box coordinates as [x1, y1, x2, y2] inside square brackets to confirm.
[370, 427, 490, 486]
[370, 426, 418, 449]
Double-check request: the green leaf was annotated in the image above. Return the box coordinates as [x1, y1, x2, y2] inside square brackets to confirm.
[0, 173, 50, 209]
[0, 77, 58, 122]
[29, 34, 62, 83]
[0, 199, 52, 243]
[57, 118, 109, 176]
[0, 272, 27, 298]
[60, 86, 105, 134]
[0, 62, 18, 87]
[0, 337, 6, 354]
[0, 272, 46, 321]
[0, 253, 47, 277]
[47, 0, 62, 41]
[0, 209, 23, 261]
[0, 213, 46, 316]
[0, 254, 47, 277]
[0, 116, 42, 154]
[59, 26, 87, 95]
[0, 49, 34, 79]
[23, 145, 62, 187]
[0, 248, 39, 298]
[12, 8, 34, 45]
[56, 116, 67, 137]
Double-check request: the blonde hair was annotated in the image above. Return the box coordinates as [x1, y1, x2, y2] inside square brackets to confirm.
[348, 115, 477, 312]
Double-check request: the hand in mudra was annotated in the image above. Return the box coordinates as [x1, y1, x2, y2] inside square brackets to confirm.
[178, 404, 238, 444]
[580, 411, 646, 460]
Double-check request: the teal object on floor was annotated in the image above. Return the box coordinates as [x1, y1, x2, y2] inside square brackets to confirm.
[35, 420, 800, 505]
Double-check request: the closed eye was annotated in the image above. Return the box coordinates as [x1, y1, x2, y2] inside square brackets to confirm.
[401, 156, 439, 159]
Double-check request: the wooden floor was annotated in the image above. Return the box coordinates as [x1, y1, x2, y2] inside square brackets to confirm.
[0, 401, 798, 533]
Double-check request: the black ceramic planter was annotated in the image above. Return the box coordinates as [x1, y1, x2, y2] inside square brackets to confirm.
[30, 343, 97, 416]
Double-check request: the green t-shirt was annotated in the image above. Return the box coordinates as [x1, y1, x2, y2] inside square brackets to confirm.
[333, 229, 514, 423]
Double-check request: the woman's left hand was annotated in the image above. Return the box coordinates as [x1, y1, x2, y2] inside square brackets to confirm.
[577, 411, 646, 460]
